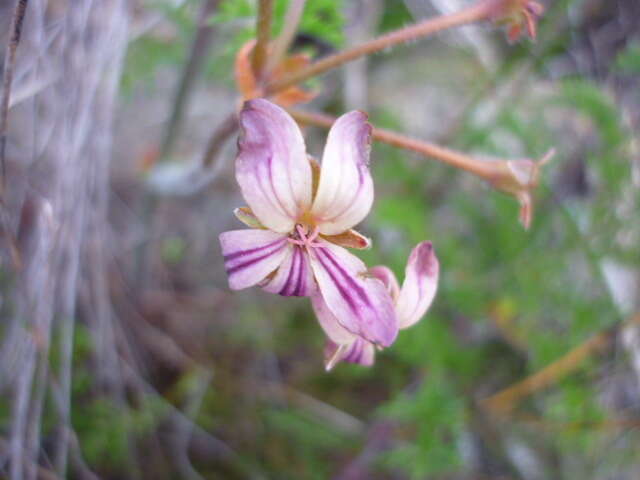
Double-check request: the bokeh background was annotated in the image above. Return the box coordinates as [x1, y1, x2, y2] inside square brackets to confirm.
[1, 0, 639, 478]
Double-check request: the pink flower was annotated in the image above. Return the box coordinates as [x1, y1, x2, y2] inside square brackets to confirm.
[313, 242, 439, 371]
[219, 99, 397, 348]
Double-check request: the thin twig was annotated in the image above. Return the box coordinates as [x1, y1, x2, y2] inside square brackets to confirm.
[200, 112, 237, 168]
[482, 314, 640, 414]
[265, 0, 306, 75]
[266, 0, 498, 95]
[1, 0, 29, 197]
[252, 0, 274, 79]
[159, 0, 220, 161]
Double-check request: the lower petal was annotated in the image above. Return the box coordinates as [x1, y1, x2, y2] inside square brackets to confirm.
[311, 291, 358, 344]
[219, 229, 289, 290]
[263, 245, 316, 297]
[308, 241, 398, 347]
[324, 338, 376, 371]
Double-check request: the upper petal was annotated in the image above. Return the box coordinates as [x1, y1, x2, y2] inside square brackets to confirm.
[262, 244, 316, 297]
[236, 99, 312, 233]
[308, 240, 398, 346]
[310, 111, 374, 235]
[396, 242, 439, 329]
[219, 229, 289, 290]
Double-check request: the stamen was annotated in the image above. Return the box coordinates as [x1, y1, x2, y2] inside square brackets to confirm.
[295, 224, 308, 241]
[307, 226, 320, 243]
[289, 224, 321, 248]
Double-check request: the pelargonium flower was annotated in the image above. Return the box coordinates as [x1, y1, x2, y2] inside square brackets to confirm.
[312, 241, 439, 371]
[219, 99, 397, 348]
[490, 0, 545, 43]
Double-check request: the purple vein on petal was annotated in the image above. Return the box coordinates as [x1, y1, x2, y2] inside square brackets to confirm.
[315, 247, 372, 313]
[279, 245, 302, 296]
[225, 238, 287, 275]
[223, 238, 287, 262]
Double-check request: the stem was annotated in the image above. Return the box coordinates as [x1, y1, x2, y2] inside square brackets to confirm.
[252, 0, 274, 79]
[159, 0, 220, 161]
[265, 0, 307, 75]
[288, 109, 495, 180]
[266, 0, 498, 95]
[1, 0, 29, 197]
[201, 112, 238, 167]
[482, 314, 640, 414]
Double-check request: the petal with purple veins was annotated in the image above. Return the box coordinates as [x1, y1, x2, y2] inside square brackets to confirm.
[219, 229, 289, 290]
[324, 338, 375, 371]
[263, 244, 316, 297]
[311, 291, 358, 345]
[308, 240, 398, 347]
[311, 111, 374, 235]
[236, 99, 312, 233]
[396, 241, 439, 329]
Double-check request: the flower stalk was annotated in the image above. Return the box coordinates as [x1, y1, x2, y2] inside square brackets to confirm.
[265, 0, 500, 96]
[289, 108, 553, 229]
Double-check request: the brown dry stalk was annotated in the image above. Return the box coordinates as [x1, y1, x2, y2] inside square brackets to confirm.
[482, 314, 640, 414]
[508, 412, 640, 433]
[252, 0, 274, 79]
[1, 0, 29, 196]
[266, 0, 498, 95]
[288, 108, 495, 179]
[159, 0, 220, 161]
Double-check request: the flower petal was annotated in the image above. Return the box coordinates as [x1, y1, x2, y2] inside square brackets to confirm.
[262, 244, 316, 297]
[396, 242, 439, 329]
[219, 229, 289, 290]
[311, 111, 373, 235]
[308, 240, 398, 346]
[236, 99, 312, 233]
[324, 338, 375, 371]
[369, 266, 400, 302]
[311, 291, 358, 345]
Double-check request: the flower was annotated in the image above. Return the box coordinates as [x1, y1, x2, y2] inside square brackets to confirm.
[490, 0, 545, 43]
[219, 99, 398, 348]
[312, 241, 439, 371]
[486, 149, 555, 229]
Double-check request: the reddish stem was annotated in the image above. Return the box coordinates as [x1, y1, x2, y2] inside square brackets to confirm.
[266, 0, 499, 95]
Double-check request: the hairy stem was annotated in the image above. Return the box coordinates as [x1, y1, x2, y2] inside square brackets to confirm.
[1, 0, 30, 197]
[252, 0, 274, 79]
[288, 109, 495, 180]
[266, 0, 498, 95]
[159, 0, 220, 161]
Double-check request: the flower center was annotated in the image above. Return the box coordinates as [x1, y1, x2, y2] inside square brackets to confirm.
[288, 224, 321, 249]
